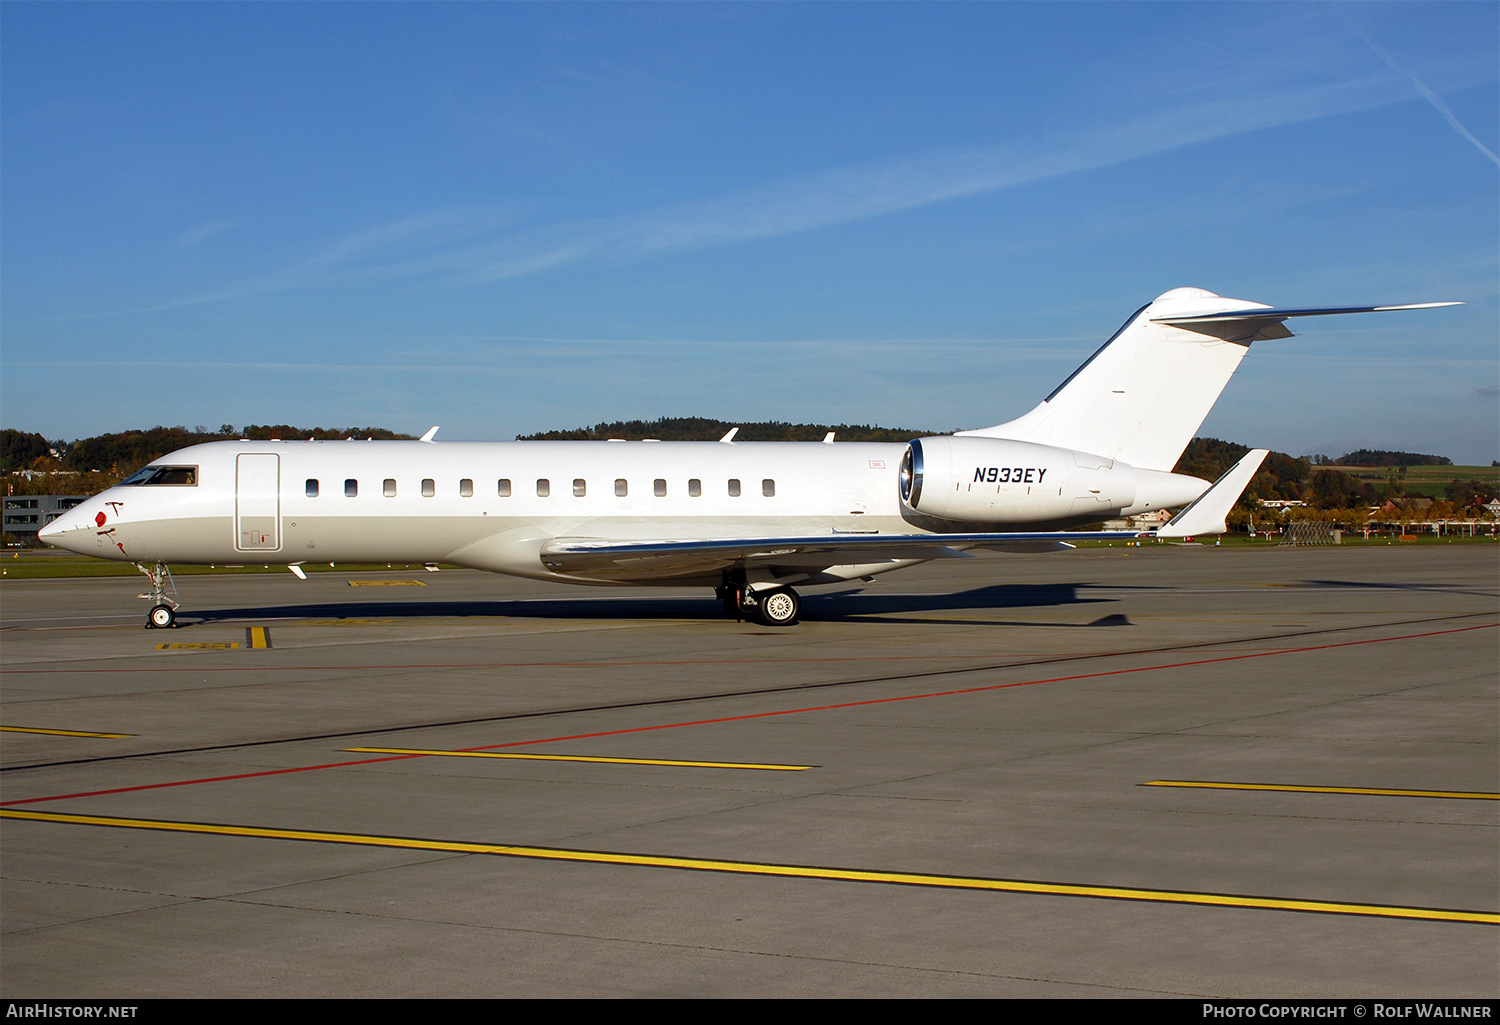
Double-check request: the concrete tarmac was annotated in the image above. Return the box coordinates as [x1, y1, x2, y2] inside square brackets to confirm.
[2, 543, 1496, 997]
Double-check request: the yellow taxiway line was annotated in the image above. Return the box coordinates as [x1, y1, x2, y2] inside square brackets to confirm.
[1145, 780, 1500, 800]
[346, 746, 812, 770]
[3, 809, 1493, 925]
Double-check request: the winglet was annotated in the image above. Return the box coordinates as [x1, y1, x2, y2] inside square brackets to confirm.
[1156, 448, 1269, 538]
[419, 426, 440, 443]
[719, 428, 738, 443]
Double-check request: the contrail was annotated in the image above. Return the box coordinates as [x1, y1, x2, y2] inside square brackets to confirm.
[1361, 32, 1499, 169]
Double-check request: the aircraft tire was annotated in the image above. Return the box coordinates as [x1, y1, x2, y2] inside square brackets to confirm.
[756, 587, 800, 627]
[147, 604, 176, 629]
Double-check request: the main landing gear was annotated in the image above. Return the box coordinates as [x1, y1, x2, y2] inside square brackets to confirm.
[716, 575, 802, 627]
[136, 562, 180, 629]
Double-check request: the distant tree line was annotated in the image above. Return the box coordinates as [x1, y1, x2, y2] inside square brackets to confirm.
[1326, 449, 1452, 467]
[1175, 438, 1494, 526]
[2, 425, 415, 494]
[0, 429, 52, 473]
[517, 417, 936, 443]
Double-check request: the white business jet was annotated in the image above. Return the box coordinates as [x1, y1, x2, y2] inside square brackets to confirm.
[40, 288, 1458, 628]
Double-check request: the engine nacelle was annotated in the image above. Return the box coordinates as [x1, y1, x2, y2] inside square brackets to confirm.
[900, 436, 1136, 525]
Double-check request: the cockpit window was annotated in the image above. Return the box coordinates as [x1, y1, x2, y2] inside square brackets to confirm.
[121, 465, 197, 486]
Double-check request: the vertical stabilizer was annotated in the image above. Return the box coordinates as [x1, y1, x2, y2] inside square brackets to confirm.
[959, 288, 1268, 472]
[961, 289, 1461, 472]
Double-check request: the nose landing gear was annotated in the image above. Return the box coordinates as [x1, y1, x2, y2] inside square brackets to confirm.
[136, 562, 180, 629]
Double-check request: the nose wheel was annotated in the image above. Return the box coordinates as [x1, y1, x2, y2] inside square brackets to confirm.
[136, 562, 181, 628]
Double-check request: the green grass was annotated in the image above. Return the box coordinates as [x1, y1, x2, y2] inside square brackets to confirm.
[0, 554, 451, 580]
[1070, 533, 1498, 549]
[1330, 463, 1499, 500]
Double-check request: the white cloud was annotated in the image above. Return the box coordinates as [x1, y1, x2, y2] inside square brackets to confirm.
[176, 218, 243, 248]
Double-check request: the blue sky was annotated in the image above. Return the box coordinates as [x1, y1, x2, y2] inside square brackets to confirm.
[3, 2, 1496, 463]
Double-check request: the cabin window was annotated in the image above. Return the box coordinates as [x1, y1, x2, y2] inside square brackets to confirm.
[498, 479, 511, 497]
[762, 479, 776, 497]
[653, 478, 667, 497]
[688, 479, 701, 497]
[421, 479, 435, 498]
[615, 479, 628, 497]
[573, 479, 586, 497]
[728, 479, 741, 497]
[345, 479, 358, 498]
[305, 479, 319, 498]
[460, 479, 473, 497]
[537, 479, 550, 497]
[383, 479, 397, 498]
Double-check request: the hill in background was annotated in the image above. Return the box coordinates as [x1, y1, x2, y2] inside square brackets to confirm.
[518, 417, 935, 443]
[1320, 449, 1452, 468]
[1, 425, 415, 494]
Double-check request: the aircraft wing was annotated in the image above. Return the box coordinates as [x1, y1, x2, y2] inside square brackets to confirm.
[539, 530, 1144, 579]
[543, 439, 1280, 580]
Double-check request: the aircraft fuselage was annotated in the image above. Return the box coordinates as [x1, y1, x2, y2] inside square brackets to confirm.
[46, 436, 1183, 586]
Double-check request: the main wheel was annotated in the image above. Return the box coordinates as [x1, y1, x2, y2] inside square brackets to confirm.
[147, 604, 176, 629]
[756, 587, 800, 626]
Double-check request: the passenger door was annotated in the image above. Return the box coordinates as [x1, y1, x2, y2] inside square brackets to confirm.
[235, 453, 281, 552]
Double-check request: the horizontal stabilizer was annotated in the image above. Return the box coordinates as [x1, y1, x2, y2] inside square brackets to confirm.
[1152, 302, 1463, 343]
[1155, 449, 1269, 539]
[1153, 301, 1462, 325]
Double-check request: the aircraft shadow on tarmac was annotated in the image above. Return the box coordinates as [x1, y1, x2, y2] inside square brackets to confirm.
[1304, 578, 1498, 599]
[181, 582, 1135, 629]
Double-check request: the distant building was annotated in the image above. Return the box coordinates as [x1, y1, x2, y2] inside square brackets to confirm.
[1258, 499, 1307, 509]
[1381, 497, 1434, 514]
[1104, 509, 1173, 531]
[3, 495, 86, 543]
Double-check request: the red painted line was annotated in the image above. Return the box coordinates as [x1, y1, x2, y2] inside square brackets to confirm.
[454, 623, 1499, 753]
[0, 754, 426, 805]
[4, 654, 1086, 674]
[4, 622, 1492, 807]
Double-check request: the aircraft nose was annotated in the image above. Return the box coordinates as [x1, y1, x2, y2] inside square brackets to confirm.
[38, 504, 90, 552]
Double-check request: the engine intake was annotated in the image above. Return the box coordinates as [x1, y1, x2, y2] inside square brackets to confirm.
[899, 436, 1137, 525]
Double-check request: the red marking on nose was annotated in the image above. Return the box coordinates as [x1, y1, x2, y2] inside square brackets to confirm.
[95, 512, 107, 527]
